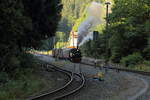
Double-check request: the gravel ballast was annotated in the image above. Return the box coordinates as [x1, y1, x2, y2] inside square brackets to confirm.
[35, 54, 150, 100]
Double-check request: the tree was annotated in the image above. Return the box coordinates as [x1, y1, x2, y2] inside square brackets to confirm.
[0, 0, 62, 73]
[108, 0, 150, 62]
[57, 0, 105, 34]
[22, 0, 62, 48]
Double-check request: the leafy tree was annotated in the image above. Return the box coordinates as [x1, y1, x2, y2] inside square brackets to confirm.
[79, 0, 149, 63]
[57, 0, 105, 35]
[0, 0, 62, 73]
[23, 0, 62, 48]
[108, 0, 150, 62]
[81, 34, 106, 59]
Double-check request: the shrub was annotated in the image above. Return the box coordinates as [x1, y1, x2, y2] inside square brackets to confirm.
[110, 47, 122, 63]
[0, 72, 9, 83]
[143, 60, 150, 66]
[19, 53, 36, 69]
[121, 53, 144, 67]
[110, 53, 121, 63]
[143, 47, 150, 60]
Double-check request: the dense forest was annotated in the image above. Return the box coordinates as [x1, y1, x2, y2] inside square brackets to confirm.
[54, 0, 149, 67]
[0, 0, 62, 99]
[0, 0, 62, 73]
[81, 0, 150, 67]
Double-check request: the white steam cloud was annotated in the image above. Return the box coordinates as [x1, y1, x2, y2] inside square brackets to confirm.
[77, 2, 103, 46]
[79, 32, 93, 46]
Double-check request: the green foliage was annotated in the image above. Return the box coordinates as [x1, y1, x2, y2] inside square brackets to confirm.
[0, 52, 36, 76]
[0, 69, 49, 100]
[110, 47, 122, 63]
[0, 72, 9, 83]
[19, 53, 36, 69]
[58, 0, 106, 33]
[143, 60, 150, 66]
[0, 0, 62, 74]
[80, 34, 106, 58]
[107, 0, 150, 63]
[92, 24, 105, 33]
[56, 32, 66, 42]
[71, 0, 106, 33]
[121, 53, 144, 67]
[128, 64, 150, 72]
[23, 0, 63, 41]
[55, 42, 68, 49]
[40, 37, 55, 50]
[143, 37, 150, 60]
[126, 60, 150, 72]
[143, 47, 150, 60]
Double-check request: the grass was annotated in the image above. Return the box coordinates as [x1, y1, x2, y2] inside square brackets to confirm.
[0, 68, 51, 100]
[128, 64, 150, 72]
[122, 60, 150, 72]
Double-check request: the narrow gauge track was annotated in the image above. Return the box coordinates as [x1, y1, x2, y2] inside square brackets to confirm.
[27, 63, 85, 100]
[81, 62, 150, 76]
[42, 53, 150, 76]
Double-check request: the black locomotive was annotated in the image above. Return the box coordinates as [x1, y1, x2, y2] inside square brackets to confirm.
[69, 48, 82, 63]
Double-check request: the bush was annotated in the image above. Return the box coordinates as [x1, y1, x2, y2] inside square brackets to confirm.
[19, 53, 36, 69]
[110, 47, 122, 63]
[110, 53, 121, 63]
[143, 60, 150, 66]
[0, 72, 9, 83]
[121, 53, 144, 67]
[143, 47, 150, 60]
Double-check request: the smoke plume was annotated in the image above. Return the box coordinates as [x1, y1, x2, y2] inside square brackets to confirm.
[77, 2, 103, 46]
[79, 32, 93, 46]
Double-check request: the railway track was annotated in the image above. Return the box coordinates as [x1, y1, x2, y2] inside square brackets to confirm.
[26, 63, 85, 100]
[39, 54, 150, 76]
[81, 62, 150, 76]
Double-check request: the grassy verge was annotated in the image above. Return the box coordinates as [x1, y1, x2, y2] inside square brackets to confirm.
[0, 68, 51, 100]
[128, 64, 150, 72]
[111, 61, 150, 72]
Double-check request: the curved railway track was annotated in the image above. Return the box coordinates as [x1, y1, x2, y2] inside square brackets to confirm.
[26, 63, 85, 100]
[40, 51, 150, 76]
[81, 62, 150, 76]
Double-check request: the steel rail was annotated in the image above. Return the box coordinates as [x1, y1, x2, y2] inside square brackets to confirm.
[46, 63, 85, 100]
[54, 73, 85, 100]
[26, 62, 85, 100]
[26, 63, 73, 100]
